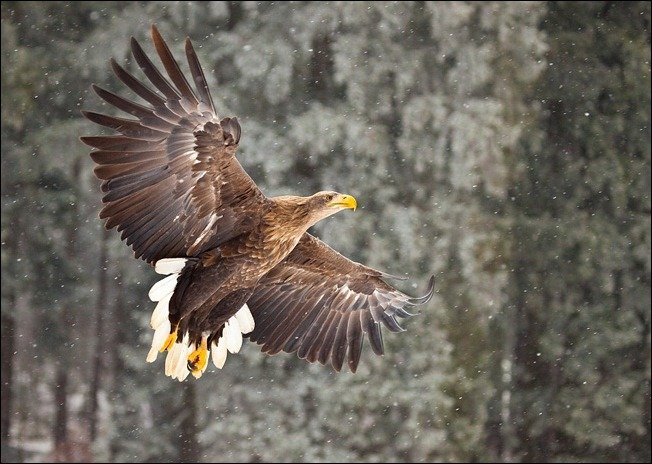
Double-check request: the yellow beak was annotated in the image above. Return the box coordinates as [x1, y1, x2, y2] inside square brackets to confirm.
[328, 194, 357, 211]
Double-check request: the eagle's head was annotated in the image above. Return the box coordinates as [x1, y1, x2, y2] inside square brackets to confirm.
[305, 191, 357, 225]
[267, 191, 357, 236]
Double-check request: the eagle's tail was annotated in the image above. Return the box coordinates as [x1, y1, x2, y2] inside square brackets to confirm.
[159, 305, 254, 381]
[208, 305, 255, 370]
[145, 258, 255, 381]
[145, 258, 189, 364]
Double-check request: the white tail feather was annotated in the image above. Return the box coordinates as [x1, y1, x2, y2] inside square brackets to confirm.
[224, 319, 243, 353]
[164, 345, 176, 376]
[234, 304, 255, 334]
[155, 258, 188, 275]
[164, 346, 175, 376]
[164, 345, 174, 375]
[212, 337, 227, 369]
[168, 340, 183, 379]
[146, 346, 158, 363]
[173, 339, 191, 380]
[150, 293, 172, 329]
[177, 367, 190, 382]
[165, 339, 185, 377]
[147, 319, 171, 363]
[148, 274, 178, 302]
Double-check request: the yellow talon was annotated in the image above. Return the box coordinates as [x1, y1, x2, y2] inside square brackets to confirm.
[187, 336, 209, 378]
[160, 329, 178, 352]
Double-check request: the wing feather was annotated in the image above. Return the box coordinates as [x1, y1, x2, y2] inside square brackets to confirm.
[83, 25, 267, 263]
[247, 234, 434, 372]
[317, 312, 342, 365]
[331, 315, 350, 371]
[306, 311, 339, 363]
[346, 314, 364, 373]
[185, 38, 216, 114]
[151, 26, 199, 106]
[110, 58, 168, 108]
[130, 35, 180, 100]
[297, 305, 333, 360]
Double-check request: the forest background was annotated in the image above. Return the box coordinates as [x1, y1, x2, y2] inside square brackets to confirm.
[1, 1, 650, 462]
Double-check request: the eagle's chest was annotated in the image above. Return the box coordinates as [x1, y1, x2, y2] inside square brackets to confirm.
[245, 231, 302, 274]
[212, 217, 305, 290]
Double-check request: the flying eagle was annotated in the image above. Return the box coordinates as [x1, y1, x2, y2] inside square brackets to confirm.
[82, 25, 434, 381]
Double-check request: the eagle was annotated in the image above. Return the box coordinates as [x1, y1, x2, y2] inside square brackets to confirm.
[82, 25, 434, 381]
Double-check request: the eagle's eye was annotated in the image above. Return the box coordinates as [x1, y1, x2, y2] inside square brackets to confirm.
[324, 194, 334, 202]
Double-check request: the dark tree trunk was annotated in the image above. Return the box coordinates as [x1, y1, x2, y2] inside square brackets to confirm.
[52, 157, 82, 451]
[108, 273, 126, 463]
[511, 253, 532, 463]
[1, 307, 15, 441]
[484, 306, 515, 462]
[178, 383, 199, 463]
[227, 1, 244, 31]
[53, 366, 69, 446]
[310, 34, 335, 103]
[1, 202, 21, 444]
[88, 227, 110, 443]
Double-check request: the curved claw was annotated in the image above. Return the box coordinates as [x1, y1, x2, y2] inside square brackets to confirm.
[408, 275, 435, 305]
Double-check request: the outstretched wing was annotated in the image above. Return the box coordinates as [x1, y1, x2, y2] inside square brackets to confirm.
[246, 234, 435, 372]
[82, 25, 267, 263]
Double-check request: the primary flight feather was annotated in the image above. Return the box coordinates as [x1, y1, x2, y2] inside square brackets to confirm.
[82, 25, 434, 381]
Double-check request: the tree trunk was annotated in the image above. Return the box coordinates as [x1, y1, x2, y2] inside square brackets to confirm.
[88, 227, 110, 443]
[178, 383, 199, 463]
[484, 305, 516, 462]
[1, 307, 15, 441]
[1, 202, 21, 444]
[227, 1, 244, 31]
[53, 366, 69, 446]
[108, 273, 126, 463]
[53, 157, 82, 452]
[510, 252, 531, 463]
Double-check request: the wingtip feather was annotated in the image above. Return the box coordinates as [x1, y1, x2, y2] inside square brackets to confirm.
[409, 275, 435, 305]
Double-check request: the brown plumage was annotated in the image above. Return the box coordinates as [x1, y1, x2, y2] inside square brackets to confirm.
[82, 25, 434, 380]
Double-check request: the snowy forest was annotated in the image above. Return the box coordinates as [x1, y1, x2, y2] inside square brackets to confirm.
[1, 1, 650, 462]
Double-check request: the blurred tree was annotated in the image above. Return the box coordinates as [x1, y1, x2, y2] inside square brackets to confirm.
[0, 1, 649, 463]
[173, 1, 546, 461]
[508, 1, 651, 462]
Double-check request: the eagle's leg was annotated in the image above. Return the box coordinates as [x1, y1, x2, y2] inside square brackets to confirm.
[187, 333, 209, 378]
[160, 325, 179, 352]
